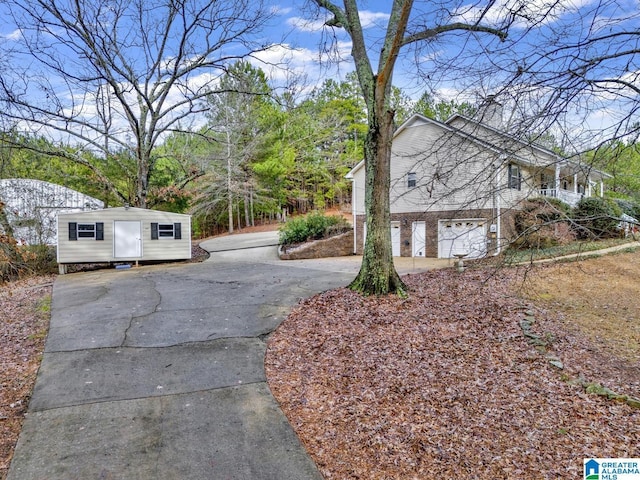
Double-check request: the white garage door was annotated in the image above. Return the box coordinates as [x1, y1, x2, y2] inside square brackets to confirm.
[438, 220, 487, 259]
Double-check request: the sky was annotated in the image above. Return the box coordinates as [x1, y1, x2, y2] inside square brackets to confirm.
[0, 0, 638, 150]
[257, 0, 640, 146]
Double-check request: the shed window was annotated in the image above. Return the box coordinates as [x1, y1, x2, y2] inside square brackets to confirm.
[151, 222, 182, 240]
[69, 222, 104, 241]
[407, 172, 417, 188]
[508, 164, 522, 190]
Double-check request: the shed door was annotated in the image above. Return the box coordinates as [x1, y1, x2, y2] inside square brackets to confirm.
[114, 221, 142, 258]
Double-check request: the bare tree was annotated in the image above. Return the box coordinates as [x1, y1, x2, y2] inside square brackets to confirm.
[0, 0, 274, 207]
[309, 0, 508, 295]
[490, 0, 640, 150]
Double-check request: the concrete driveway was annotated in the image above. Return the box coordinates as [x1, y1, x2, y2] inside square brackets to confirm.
[8, 233, 447, 480]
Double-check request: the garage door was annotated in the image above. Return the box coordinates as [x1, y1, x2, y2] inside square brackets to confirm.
[438, 220, 487, 259]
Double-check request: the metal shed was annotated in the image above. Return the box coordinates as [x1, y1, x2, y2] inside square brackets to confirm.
[57, 206, 191, 273]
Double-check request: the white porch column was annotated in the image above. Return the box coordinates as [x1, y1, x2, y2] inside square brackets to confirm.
[555, 163, 561, 194]
[600, 180, 604, 197]
[587, 176, 592, 196]
[573, 173, 578, 193]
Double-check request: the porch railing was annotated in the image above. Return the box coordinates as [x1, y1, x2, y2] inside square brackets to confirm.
[538, 188, 585, 207]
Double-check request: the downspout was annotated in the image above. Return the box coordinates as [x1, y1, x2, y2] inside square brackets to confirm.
[493, 157, 504, 256]
[352, 178, 357, 254]
[495, 165, 502, 255]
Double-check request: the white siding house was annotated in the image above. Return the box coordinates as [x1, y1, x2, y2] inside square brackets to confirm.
[57, 207, 191, 273]
[347, 108, 610, 259]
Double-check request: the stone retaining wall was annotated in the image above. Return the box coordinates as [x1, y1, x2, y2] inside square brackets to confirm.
[278, 231, 354, 260]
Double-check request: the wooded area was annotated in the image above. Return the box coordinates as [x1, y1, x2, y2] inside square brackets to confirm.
[0, 0, 638, 295]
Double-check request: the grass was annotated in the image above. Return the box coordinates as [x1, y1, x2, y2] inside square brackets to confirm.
[501, 237, 637, 264]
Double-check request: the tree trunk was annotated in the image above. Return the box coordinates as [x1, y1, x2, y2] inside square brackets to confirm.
[250, 190, 255, 227]
[136, 157, 149, 208]
[226, 133, 234, 234]
[349, 108, 406, 295]
[244, 193, 250, 228]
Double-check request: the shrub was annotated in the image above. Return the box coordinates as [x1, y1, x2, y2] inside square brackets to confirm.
[572, 197, 623, 239]
[613, 198, 640, 220]
[512, 197, 574, 249]
[0, 237, 57, 282]
[279, 212, 350, 246]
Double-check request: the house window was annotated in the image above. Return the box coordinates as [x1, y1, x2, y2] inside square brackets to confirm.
[508, 164, 521, 190]
[151, 222, 182, 240]
[407, 172, 417, 188]
[68, 222, 104, 241]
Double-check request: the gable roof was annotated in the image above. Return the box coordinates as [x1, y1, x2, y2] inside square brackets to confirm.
[347, 113, 540, 178]
[445, 113, 611, 180]
[346, 113, 611, 180]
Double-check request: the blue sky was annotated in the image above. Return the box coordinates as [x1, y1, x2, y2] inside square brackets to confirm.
[0, 0, 638, 147]
[254, 0, 639, 145]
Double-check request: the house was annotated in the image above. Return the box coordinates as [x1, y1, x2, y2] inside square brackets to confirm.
[57, 206, 191, 273]
[346, 103, 610, 259]
[0, 178, 103, 245]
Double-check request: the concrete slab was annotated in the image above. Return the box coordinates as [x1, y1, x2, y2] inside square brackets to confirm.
[29, 338, 266, 411]
[10, 384, 322, 480]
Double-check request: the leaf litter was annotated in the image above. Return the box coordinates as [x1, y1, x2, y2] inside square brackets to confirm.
[266, 257, 640, 479]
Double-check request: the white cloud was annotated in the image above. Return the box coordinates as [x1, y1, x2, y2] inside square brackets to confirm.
[287, 9, 390, 32]
[358, 10, 390, 28]
[453, 0, 598, 29]
[287, 16, 327, 33]
[249, 42, 353, 81]
[2, 29, 22, 41]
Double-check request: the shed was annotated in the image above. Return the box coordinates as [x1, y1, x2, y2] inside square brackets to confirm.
[0, 178, 103, 245]
[57, 207, 191, 273]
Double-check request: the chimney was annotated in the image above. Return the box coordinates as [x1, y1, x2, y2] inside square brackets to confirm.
[477, 95, 503, 128]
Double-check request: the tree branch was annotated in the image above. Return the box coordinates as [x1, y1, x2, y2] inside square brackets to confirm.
[402, 22, 507, 46]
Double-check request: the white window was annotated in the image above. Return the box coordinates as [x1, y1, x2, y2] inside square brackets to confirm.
[159, 224, 175, 238]
[68, 222, 104, 241]
[508, 164, 521, 190]
[407, 172, 417, 188]
[77, 223, 96, 239]
[151, 222, 182, 240]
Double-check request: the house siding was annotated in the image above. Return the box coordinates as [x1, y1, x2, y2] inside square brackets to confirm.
[398, 123, 494, 210]
[347, 113, 608, 258]
[57, 207, 191, 264]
